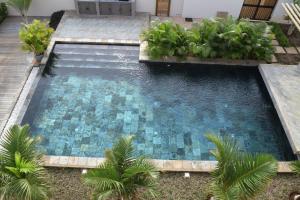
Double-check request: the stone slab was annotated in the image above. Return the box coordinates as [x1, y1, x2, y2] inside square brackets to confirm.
[42, 155, 293, 173]
[284, 47, 298, 54]
[259, 64, 300, 155]
[275, 46, 286, 54]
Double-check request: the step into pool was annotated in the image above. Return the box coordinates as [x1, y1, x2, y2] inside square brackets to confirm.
[21, 44, 294, 160]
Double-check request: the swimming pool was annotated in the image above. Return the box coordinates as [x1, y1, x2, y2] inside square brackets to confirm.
[21, 43, 294, 160]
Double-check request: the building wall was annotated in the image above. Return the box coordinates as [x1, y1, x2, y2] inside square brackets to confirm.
[3, 0, 292, 23]
[182, 0, 244, 18]
[270, 0, 292, 23]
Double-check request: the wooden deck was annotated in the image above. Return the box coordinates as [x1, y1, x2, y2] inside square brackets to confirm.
[0, 17, 32, 134]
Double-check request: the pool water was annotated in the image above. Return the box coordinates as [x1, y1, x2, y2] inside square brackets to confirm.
[22, 44, 294, 160]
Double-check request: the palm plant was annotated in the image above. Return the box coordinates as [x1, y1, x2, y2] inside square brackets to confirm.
[83, 135, 159, 200]
[6, 0, 32, 23]
[0, 124, 49, 200]
[206, 134, 278, 200]
[291, 160, 300, 173]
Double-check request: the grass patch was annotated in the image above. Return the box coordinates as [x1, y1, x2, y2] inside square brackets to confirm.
[271, 22, 291, 47]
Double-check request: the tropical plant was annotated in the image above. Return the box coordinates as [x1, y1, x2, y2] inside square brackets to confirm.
[189, 17, 274, 60]
[6, 0, 32, 23]
[141, 21, 190, 59]
[0, 2, 8, 24]
[141, 18, 274, 61]
[270, 22, 290, 47]
[206, 134, 278, 200]
[290, 160, 300, 174]
[0, 124, 49, 200]
[19, 19, 54, 56]
[83, 135, 159, 200]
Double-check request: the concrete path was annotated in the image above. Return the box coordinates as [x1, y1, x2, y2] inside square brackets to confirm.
[259, 64, 300, 157]
[54, 11, 149, 42]
[0, 17, 32, 134]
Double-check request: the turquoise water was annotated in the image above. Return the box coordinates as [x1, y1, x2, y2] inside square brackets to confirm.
[21, 44, 294, 160]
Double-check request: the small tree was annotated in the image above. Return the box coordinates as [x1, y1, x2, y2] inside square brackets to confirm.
[19, 19, 54, 56]
[0, 124, 49, 200]
[6, 0, 32, 24]
[83, 136, 159, 200]
[206, 134, 278, 200]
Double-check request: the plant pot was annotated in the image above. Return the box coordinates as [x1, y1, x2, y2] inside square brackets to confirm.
[33, 53, 44, 66]
[290, 192, 300, 200]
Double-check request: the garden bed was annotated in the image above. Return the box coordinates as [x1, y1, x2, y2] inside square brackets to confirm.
[139, 42, 263, 67]
[47, 167, 300, 200]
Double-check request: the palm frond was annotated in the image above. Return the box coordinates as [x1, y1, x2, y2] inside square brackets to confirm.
[83, 162, 124, 199]
[229, 153, 277, 199]
[207, 133, 278, 200]
[290, 160, 300, 174]
[105, 135, 135, 173]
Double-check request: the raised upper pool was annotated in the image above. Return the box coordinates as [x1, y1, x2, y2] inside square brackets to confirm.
[22, 44, 294, 160]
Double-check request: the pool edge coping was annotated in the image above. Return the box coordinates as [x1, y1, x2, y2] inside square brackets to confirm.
[259, 64, 300, 156]
[42, 155, 293, 173]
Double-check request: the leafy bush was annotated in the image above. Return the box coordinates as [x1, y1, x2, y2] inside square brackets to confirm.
[0, 2, 8, 24]
[19, 19, 54, 55]
[0, 124, 50, 200]
[141, 18, 274, 61]
[270, 22, 290, 47]
[141, 21, 190, 59]
[83, 135, 159, 200]
[206, 134, 278, 200]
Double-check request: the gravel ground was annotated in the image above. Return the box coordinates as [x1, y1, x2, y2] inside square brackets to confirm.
[47, 167, 300, 200]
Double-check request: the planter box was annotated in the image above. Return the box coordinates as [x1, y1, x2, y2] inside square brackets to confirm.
[139, 41, 265, 67]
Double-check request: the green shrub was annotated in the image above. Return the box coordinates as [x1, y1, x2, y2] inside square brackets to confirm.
[0, 2, 8, 24]
[141, 18, 274, 61]
[141, 21, 190, 59]
[270, 22, 290, 47]
[19, 19, 54, 55]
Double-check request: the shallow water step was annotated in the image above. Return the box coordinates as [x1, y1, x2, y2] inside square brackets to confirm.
[54, 61, 141, 69]
[54, 53, 139, 63]
[55, 43, 139, 51]
[53, 48, 139, 57]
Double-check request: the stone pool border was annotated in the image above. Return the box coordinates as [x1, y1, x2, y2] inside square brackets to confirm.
[42, 155, 293, 173]
[139, 41, 264, 67]
[2, 37, 296, 173]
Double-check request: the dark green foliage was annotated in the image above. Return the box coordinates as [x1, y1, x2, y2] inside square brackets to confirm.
[290, 160, 300, 174]
[0, 3, 8, 24]
[206, 134, 278, 200]
[83, 136, 159, 200]
[270, 22, 290, 47]
[141, 21, 190, 59]
[141, 18, 274, 61]
[0, 124, 50, 200]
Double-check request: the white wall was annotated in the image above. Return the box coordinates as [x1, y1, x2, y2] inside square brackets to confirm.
[170, 0, 184, 16]
[182, 0, 244, 18]
[6, 0, 156, 16]
[7, 0, 75, 16]
[270, 0, 292, 23]
[136, 0, 156, 15]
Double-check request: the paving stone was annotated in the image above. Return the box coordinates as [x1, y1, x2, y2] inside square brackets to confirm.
[272, 40, 279, 46]
[285, 47, 298, 54]
[275, 46, 286, 54]
[271, 55, 278, 63]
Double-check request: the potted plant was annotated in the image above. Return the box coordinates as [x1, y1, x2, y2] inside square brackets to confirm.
[289, 161, 300, 200]
[19, 19, 54, 66]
